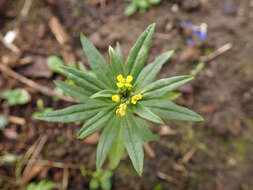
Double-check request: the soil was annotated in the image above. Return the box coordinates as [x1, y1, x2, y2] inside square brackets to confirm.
[1, 0, 253, 189]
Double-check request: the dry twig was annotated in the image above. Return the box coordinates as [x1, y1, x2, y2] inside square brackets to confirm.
[154, 30, 177, 40]
[22, 135, 48, 176]
[49, 17, 71, 45]
[143, 142, 156, 158]
[157, 171, 182, 187]
[62, 167, 69, 190]
[8, 115, 26, 126]
[34, 160, 81, 169]
[182, 148, 197, 164]
[200, 43, 232, 63]
[0, 64, 79, 103]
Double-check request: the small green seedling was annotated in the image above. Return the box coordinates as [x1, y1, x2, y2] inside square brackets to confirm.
[36, 24, 203, 175]
[24, 180, 55, 190]
[0, 114, 9, 130]
[32, 99, 53, 119]
[2, 88, 31, 106]
[125, 0, 161, 16]
[80, 166, 113, 190]
[90, 169, 113, 190]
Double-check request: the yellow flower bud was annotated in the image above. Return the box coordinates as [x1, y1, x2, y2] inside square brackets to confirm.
[120, 110, 126, 116]
[126, 75, 133, 83]
[131, 96, 137, 104]
[136, 94, 142, 100]
[124, 83, 132, 88]
[122, 103, 127, 110]
[112, 95, 120, 102]
[116, 103, 127, 116]
[117, 74, 124, 82]
[117, 82, 124, 88]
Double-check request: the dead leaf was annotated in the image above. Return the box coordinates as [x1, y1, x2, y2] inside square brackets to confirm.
[17, 56, 53, 78]
[84, 132, 99, 144]
[3, 128, 18, 139]
[159, 125, 177, 136]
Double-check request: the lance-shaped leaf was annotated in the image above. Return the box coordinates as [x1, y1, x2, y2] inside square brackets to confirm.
[136, 50, 174, 88]
[54, 81, 88, 102]
[135, 117, 159, 142]
[77, 107, 115, 139]
[108, 125, 125, 169]
[125, 23, 155, 80]
[109, 46, 124, 78]
[131, 103, 164, 124]
[36, 102, 106, 123]
[115, 42, 124, 63]
[80, 34, 114, 88]
[140, 75, 194, 99]
[96, 116, 120, 169]
[142, 99, 204, 121]
[58, 66, 106, 93]
[90, 90, 116, 99]
[123, 113, 144, 175]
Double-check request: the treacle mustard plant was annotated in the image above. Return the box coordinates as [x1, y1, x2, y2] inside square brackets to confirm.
[36, 23, 203, 175]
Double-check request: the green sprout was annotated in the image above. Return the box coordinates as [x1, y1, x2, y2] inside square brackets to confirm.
[90, 169, 113, 190]
[2, 88, 31, 106]
[125, 0, 161, 16]
[32, 99, 53, 119]
[24, 180, 55, 190]
[36, 24, 203, 175]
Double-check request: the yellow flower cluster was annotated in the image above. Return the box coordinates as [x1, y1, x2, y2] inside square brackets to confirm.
[131, 94, 142, 104]
[116, 103, 127, 116]
[116, 74, 133, 88]
[112, 74, 142, 116]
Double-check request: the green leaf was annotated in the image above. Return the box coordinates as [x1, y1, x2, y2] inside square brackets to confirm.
[149, 0, 160, 4]
[160, 92, 181, 101]
[142, 99, 204, 121]
[78, 107, 115, 139]
[36, 102, 106, 123]
[90, 179, 100, 189]
[131, 103, 164, 124]
[58, 66, 106, 93]
[96, 116, 120, 169]
[140, 75, 194, 99]
[54, 80, 88, 102]
[115, 42, 124, 63]
[138, 0, 149, 8]
[125, 3, 137, 16]
[108, 125, 125, 169]
[2, 88, 31, 106]
[100, 180, 112, 190]
[109, 46, 125, 77]
[90, 90, 116, 99]
[136, 50, 174, 88]
[47, 56, 64, 74]
[122, 113, 144, 175]
[135, 117, 159, 142]
[80, 165, 88, 177]
[125, 23, 155, 80]
[80, 34, 114, 88]
[100, 170, 113, 190]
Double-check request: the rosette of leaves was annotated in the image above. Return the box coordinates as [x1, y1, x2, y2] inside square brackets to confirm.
[36, 23, 203, 175]
[125, 0, 161, 16]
